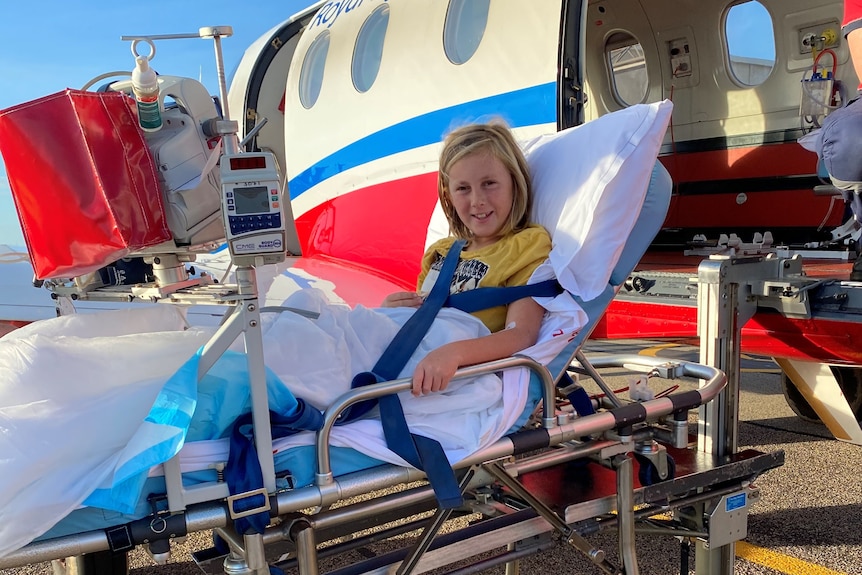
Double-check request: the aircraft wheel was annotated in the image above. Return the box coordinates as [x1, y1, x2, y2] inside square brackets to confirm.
[831, 366, 862, 421]
[780, 372, 820, 423]
[636, 453, 675, 486]
[781, 367, 862, 423]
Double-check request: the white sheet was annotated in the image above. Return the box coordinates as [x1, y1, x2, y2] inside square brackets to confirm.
[0, 284, 581, 556]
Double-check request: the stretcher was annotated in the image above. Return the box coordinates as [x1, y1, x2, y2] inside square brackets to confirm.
[0, 98, 783, 575]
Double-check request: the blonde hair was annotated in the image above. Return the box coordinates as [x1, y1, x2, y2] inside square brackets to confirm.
[437, 121, 533, 241]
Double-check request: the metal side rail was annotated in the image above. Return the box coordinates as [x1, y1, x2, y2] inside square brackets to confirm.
[0, 355, 729, 573]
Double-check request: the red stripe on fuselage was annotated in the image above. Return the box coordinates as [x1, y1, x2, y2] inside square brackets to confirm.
[295, 172, 440, 287]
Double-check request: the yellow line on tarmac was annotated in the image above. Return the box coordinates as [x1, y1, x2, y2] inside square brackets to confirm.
[640, 343, 680, 356]
[639, 344, 781, 374]
[736, 541, 849, 575]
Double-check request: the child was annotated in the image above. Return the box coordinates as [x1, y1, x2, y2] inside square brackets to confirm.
[383, 122, 551, 396]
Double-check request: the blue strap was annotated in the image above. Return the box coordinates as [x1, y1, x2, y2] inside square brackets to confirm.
[348, 239, 467, 509]
[338, 239, 469, 423]
[226, 400, 323, 535]
[445, 279, 562, 312]
[371, 239, 467, 377]
[556, 372, 595, 416]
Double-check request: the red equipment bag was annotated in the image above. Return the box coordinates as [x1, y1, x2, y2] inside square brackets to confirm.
[0, 89, 172, 279]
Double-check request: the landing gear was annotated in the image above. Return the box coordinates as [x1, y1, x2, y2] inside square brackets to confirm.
[781, 366, 862, 422]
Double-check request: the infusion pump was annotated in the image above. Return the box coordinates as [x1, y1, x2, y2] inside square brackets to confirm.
[220, 152, 287, 267]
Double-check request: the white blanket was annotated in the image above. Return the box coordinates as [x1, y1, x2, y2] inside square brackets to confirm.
[0, 284, 582, 556]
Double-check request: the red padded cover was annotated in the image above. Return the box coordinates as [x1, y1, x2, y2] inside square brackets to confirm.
[0, 89, 171, 279]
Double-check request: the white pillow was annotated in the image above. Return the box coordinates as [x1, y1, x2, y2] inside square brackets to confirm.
[425, 101, 673, 301]
[524, 100, 673, 300]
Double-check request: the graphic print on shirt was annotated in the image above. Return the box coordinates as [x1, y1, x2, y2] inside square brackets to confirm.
[427, 253, 490, 294]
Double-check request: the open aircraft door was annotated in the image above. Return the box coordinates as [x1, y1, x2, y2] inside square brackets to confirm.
[560, 0, 587, 129]
[228, 5, 323, 176]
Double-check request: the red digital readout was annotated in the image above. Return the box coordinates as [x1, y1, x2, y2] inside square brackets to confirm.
[229, 155, 267, 170]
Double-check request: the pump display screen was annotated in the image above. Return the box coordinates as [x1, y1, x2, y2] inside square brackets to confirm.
[230, 156, 267, 171]
[233, 186, 270, 215]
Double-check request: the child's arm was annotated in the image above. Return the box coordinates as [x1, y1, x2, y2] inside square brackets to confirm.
[411, 297, 545, 396]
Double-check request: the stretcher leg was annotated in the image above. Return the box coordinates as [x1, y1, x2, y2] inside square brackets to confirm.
[615, 453, 638, 575]
[695, 256, 763, 574]
[396, 468, 475, 575]
[503, 543, 519, 575]
[483, 461, 617, 574]
[290, 519, 319, 575]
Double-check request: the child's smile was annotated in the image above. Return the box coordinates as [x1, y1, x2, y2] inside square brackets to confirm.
[448, 152, 514, 250]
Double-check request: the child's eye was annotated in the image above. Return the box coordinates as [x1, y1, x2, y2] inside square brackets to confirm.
[454, 185, 469, 194]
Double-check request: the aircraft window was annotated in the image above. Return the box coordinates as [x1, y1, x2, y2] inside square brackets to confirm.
[299, 31, 330, 109]
[444, 0, 490, 65]
[352, 4, 390, 93]
[725, 0, 776, 86]
[606, 33, 648, 106]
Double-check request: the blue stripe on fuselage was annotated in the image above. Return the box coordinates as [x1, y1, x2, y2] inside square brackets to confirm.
[287, 82, 557, 199]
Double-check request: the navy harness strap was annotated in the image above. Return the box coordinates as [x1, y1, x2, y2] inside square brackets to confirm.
[350, 239, 467, 509]
[445, 279, 562, 312]
[226, 400, 323, 535]
[354, 247, 560, 508]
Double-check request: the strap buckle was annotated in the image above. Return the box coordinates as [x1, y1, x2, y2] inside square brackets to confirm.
[227, 487, 271, 519]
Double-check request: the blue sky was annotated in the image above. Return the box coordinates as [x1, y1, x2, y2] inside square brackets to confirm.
[0, 0, 316, 247]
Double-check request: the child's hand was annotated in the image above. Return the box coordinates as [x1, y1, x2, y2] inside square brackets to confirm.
[412, 347, 460, 396]
[382, 291, 424, 308]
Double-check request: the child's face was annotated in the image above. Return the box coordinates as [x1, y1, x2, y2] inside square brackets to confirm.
[447, 151, 514, 249]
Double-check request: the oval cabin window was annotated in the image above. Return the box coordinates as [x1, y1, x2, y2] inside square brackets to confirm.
[725, 0, 776, 86]
[299, 31, 330, 109]
[444, 0, 491, 65]
[352, 4, 390, 93]
[606, 32, 648, 106]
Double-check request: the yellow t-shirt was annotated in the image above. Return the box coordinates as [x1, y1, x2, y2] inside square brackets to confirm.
[417, 224, 552, 333]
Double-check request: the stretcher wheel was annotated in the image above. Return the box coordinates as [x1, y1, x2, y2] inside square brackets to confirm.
[76, 550, 129, 575]
[213, 532, 230, 555]
[636, 453, 675, 486]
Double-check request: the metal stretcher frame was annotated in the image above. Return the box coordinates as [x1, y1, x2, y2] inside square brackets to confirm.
[0, 163, 785, 575]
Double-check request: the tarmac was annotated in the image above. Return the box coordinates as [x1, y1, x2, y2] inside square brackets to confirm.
[2, 337, 861, 575]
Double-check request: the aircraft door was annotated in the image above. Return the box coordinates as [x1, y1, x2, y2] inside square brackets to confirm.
[559, 0, 587, 129]
[227, 11, 318, 173]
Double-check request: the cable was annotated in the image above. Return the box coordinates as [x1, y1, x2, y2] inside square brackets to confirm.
[80, 71, 132, 92]
[813, 48, 838, 79]
[817, 194, 841, 232]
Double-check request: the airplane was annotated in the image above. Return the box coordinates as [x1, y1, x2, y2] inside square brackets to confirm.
[0, 1, 850, 573]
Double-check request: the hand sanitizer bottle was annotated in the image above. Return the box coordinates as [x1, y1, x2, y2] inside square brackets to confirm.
[131, 56, 162, 131]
